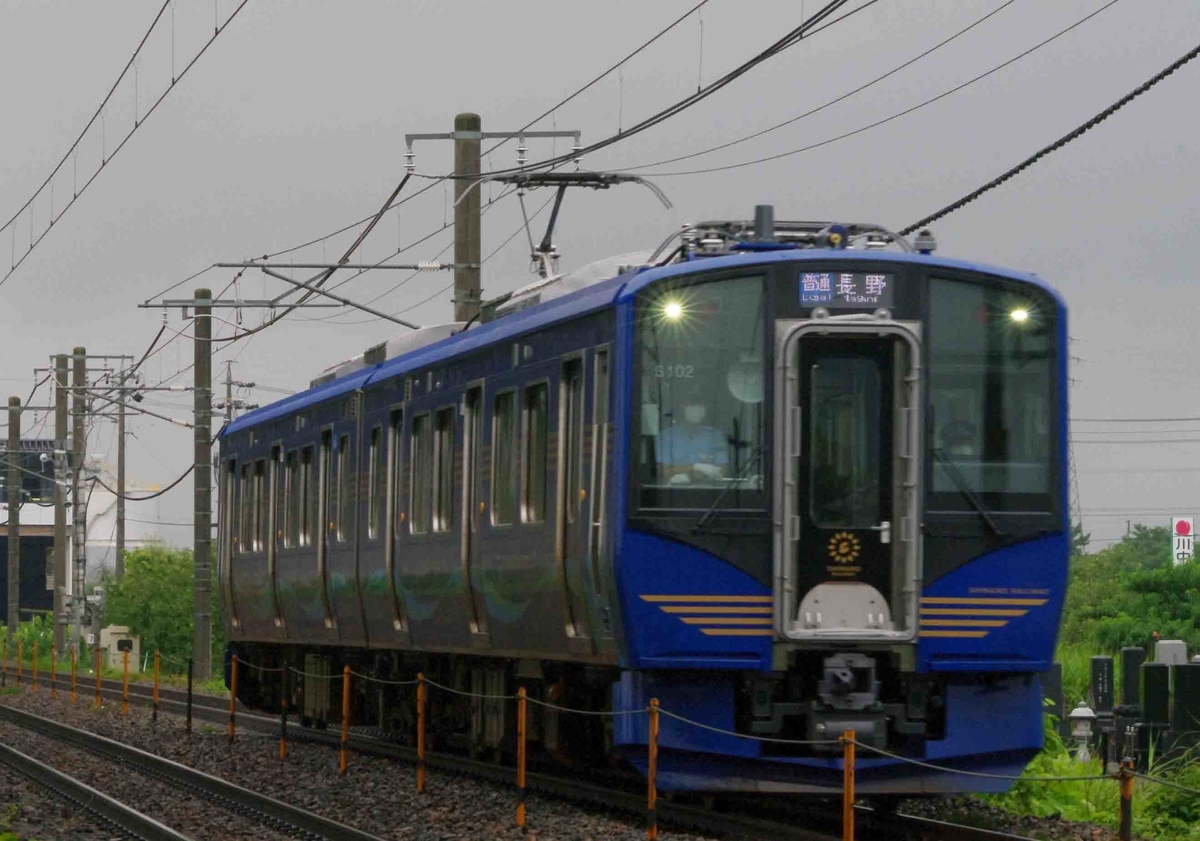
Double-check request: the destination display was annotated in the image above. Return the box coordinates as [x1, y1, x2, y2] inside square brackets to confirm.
[800, 271, 894, 308]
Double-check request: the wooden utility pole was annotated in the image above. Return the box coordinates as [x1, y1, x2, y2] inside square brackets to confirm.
[453, 112, 482, 323]
[70, 347, 87, 651]
[6, 397, 20, 646]
[53, 354, 68, 652]
[193, 289, 213, 681]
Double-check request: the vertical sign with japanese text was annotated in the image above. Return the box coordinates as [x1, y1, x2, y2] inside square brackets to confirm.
[1172, 517, 1193, 566]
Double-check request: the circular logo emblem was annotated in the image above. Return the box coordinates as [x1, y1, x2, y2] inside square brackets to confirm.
[828, 532, 861, 564]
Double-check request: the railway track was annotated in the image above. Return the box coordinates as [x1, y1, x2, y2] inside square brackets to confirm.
[0, 703, 388, 841]
[0, 740, 193, 841]
[24, 673, 1034, 841]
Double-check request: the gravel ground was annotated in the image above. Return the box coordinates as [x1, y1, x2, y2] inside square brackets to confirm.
[0, 687, 720, 841]
[901, 797, 1151, 841]
[0, 762, 122, 840]
[0, 686, 1152, 841]
[0, 718, 294, 841]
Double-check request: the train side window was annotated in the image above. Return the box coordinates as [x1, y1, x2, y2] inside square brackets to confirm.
[368, 425, 383, 539]
[491, 390, 517, 525]
[522, 382, 548, 523]
[239, 463, 252, 551]
[433, 406, 455, 532]
[336, 434, 351, 542]
[253, 459, 266, 551]
[228, 459, 240, 555]
[284, 450, 298, 548]
[389, 410, 404, 533]
[300, 446, 315, 546]
[410, 413, 432, 533]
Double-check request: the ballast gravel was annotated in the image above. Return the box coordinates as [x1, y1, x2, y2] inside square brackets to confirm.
[0, 686, 719, 840]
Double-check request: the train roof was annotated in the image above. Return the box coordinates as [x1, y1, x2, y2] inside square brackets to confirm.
[223, 247, 1061, 437]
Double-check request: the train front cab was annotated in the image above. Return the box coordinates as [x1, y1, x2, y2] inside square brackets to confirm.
[613, 253, 1068, 794]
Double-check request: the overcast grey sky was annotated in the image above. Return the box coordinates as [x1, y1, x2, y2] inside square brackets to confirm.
[2, 0, 1198, 551]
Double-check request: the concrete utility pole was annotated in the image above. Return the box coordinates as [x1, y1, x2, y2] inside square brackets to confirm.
[53, 354, 68, 652]
[405, 117, 579, 322]
[453, 112, 482, 323]
[115, 369, 127, 578]
[6, 397, 20, 645]
[193, 289, 213, 681]
[71, 348, 87, 651]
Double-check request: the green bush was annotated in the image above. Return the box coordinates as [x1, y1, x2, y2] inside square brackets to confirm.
[102, 544, 224, 669]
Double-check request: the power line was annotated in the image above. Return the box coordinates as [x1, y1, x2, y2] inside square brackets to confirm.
[901, 35, 1200, 235]
[620, 0, 1014, 173]
[412, 0, 860, 181]
[479, 0, 715, 161]
[631, 0, 1123, 178]
[1, 0, 253, 289]
[211, 172, 416, 344]
[228, 1, 713, 270]
[320, 189, 559, 326]
[1, 1, 171, 235]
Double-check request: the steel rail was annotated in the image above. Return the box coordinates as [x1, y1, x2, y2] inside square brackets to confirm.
[0, 741, 193, 841]
[0, 705, 387, 841]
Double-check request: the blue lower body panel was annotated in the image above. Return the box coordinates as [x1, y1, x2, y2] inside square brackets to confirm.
[612, 671, 1044, 794]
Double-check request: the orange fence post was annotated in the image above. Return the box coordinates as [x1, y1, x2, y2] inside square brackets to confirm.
[416, 672, 427, 793]
[842, 729, 856, 841]
[1118, 759, 1133, 841]
[340, 665, 351, 774]
[70, 647, 77, 703]
[31, 642, 37, 691]
[152, 651, 160, 723]
[647, 698, 659, 841]
[16, 639, 22, 686]
[228, 654, 238, 742]
[94, 646, 101, 708]
[279, 668, 289, 760]
[50, 646, 57, 700]
[516, 686, 527, 828]
[122, 650, 130, 714]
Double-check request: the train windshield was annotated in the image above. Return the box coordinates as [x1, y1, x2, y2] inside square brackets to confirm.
[633, 273, 768, 520]
[927, 275, 1057, 513]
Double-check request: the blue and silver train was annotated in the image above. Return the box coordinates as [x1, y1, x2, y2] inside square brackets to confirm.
[219, 209, 1067, 795]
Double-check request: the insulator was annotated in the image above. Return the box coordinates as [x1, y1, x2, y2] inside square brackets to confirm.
[417, 261, 442, 272]
[404, 149, 415, 174]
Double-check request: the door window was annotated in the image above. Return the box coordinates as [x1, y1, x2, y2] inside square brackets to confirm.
[809, 356, 882, 529]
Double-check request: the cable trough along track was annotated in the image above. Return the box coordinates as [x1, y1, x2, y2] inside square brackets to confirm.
[72, 676, 1034, 841]
[0, 704, 388, 841]
[0, 741, 193, 841]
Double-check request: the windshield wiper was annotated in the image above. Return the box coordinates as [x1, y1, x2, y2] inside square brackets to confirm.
[931, 448, 1009, 539]
[692, 448, 764, 533]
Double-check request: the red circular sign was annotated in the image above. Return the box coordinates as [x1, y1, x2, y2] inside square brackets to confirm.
[1176, 519, 1192, 536]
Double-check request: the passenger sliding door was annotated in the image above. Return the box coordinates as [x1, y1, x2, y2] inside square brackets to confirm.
[558, 355, 594, 653]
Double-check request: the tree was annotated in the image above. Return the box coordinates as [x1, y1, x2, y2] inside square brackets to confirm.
[102, 544, 224, 668]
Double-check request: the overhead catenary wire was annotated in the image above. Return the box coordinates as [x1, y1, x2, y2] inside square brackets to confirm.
[0, 0, 253, 290]
[411, 0, 860, 182]
[629, 0, 1124, 178]
[1, 1, 173, 236]
[620, 0, 1011, 173]
[901, 35, 1200, 235]
[212, 173, 416, 344]
[477, 0, 715, 162]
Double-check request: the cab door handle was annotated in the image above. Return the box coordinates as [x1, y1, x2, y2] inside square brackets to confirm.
[871, 521, 892, 544]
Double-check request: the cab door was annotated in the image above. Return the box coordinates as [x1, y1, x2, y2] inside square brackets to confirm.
[793, 336, 897, 633]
